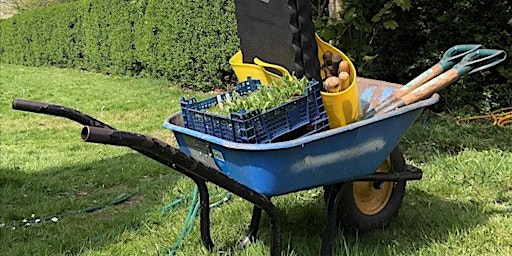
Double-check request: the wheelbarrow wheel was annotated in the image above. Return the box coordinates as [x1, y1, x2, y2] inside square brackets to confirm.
[323, 146, 406, 234]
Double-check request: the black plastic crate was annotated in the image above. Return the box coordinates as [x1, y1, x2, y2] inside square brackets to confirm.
[180, 77, 328, 143]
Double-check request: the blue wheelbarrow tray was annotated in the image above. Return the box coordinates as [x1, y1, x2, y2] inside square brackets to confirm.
[164, 78, 439, 197]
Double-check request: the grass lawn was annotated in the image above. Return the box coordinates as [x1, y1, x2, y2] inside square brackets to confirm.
[1, 63, 511, 255]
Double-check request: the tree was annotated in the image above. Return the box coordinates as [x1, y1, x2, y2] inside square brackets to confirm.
[313, 0, 411, 67]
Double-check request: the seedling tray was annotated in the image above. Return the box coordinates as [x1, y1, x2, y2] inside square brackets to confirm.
[180, 78, 329, 143]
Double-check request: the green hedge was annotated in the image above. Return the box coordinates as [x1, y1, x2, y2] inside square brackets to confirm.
[2, 0, 509, 112]
[0, 0, 239, 91]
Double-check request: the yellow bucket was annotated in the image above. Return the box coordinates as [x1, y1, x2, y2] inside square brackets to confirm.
[229, 34, 361, 128]
[316, 35, 362, 128]
[229, 51, 291, 85]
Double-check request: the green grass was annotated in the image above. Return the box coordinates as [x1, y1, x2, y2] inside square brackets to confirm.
[1, 63, 511, 255]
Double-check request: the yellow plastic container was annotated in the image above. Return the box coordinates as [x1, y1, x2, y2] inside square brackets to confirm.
[229, 51, 291, 85]
[229, 34, 361, 128]
[316, 35, 362, 128]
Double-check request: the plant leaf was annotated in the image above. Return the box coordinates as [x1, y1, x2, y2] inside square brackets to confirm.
[383, 20, 398, 30]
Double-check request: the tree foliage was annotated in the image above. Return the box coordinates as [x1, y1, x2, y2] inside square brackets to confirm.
[314, 0, 511, 113]
[313, 0, 412, 65]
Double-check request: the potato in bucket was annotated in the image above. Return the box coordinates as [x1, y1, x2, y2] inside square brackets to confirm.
[316, 35, 362, 128]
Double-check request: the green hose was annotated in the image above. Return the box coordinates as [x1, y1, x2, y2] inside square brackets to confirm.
[2, 190, 138, 229]
[164, 186, 232, 256]
[167, 186, 200, 256]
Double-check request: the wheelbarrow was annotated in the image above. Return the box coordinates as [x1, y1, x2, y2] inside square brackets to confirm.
[12, 77, 438, 256]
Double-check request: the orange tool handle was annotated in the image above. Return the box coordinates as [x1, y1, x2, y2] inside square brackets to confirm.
[400, 69, 460, 105]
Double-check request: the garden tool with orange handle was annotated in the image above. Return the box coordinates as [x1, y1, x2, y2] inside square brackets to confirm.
[362, 44, 482, 119]
[373, 49, 507, 116]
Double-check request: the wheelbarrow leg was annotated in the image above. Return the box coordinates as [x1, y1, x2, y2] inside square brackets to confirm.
[195, 179, 215, 251]
[240, 206, 263, 248]
[81, 126, 283, 256]
[321, 183, 348, 256]
[262, 200, 281, 256]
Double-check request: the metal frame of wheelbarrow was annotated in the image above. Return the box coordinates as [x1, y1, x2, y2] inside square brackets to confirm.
[12, 99, 423, 256]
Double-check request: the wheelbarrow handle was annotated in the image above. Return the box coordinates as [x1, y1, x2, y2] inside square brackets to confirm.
[80, 125, 277, 212]
[12, 99, 51, 113]
[12, 99, 115, 129]
[12, 99, 282, 254]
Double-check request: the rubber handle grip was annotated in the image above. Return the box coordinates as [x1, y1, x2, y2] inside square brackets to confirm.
[12, 98, 115, 129]
[12, 99, 51, 113]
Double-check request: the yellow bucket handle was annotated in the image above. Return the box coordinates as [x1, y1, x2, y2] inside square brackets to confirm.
[253, 57, 292, 79]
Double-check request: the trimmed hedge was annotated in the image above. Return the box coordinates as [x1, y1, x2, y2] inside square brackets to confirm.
[2, 0, 509, 112]
[0, 0, 239, 91]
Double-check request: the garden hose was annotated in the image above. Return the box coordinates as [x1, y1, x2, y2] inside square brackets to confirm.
[167, 186, 200, 256]
[1, 190, 138, 229]
[163, 187, 232, 256]
[456, 107, 512, 127]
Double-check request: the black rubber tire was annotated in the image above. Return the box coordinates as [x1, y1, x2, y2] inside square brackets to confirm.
[323, 146, 407, 234]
